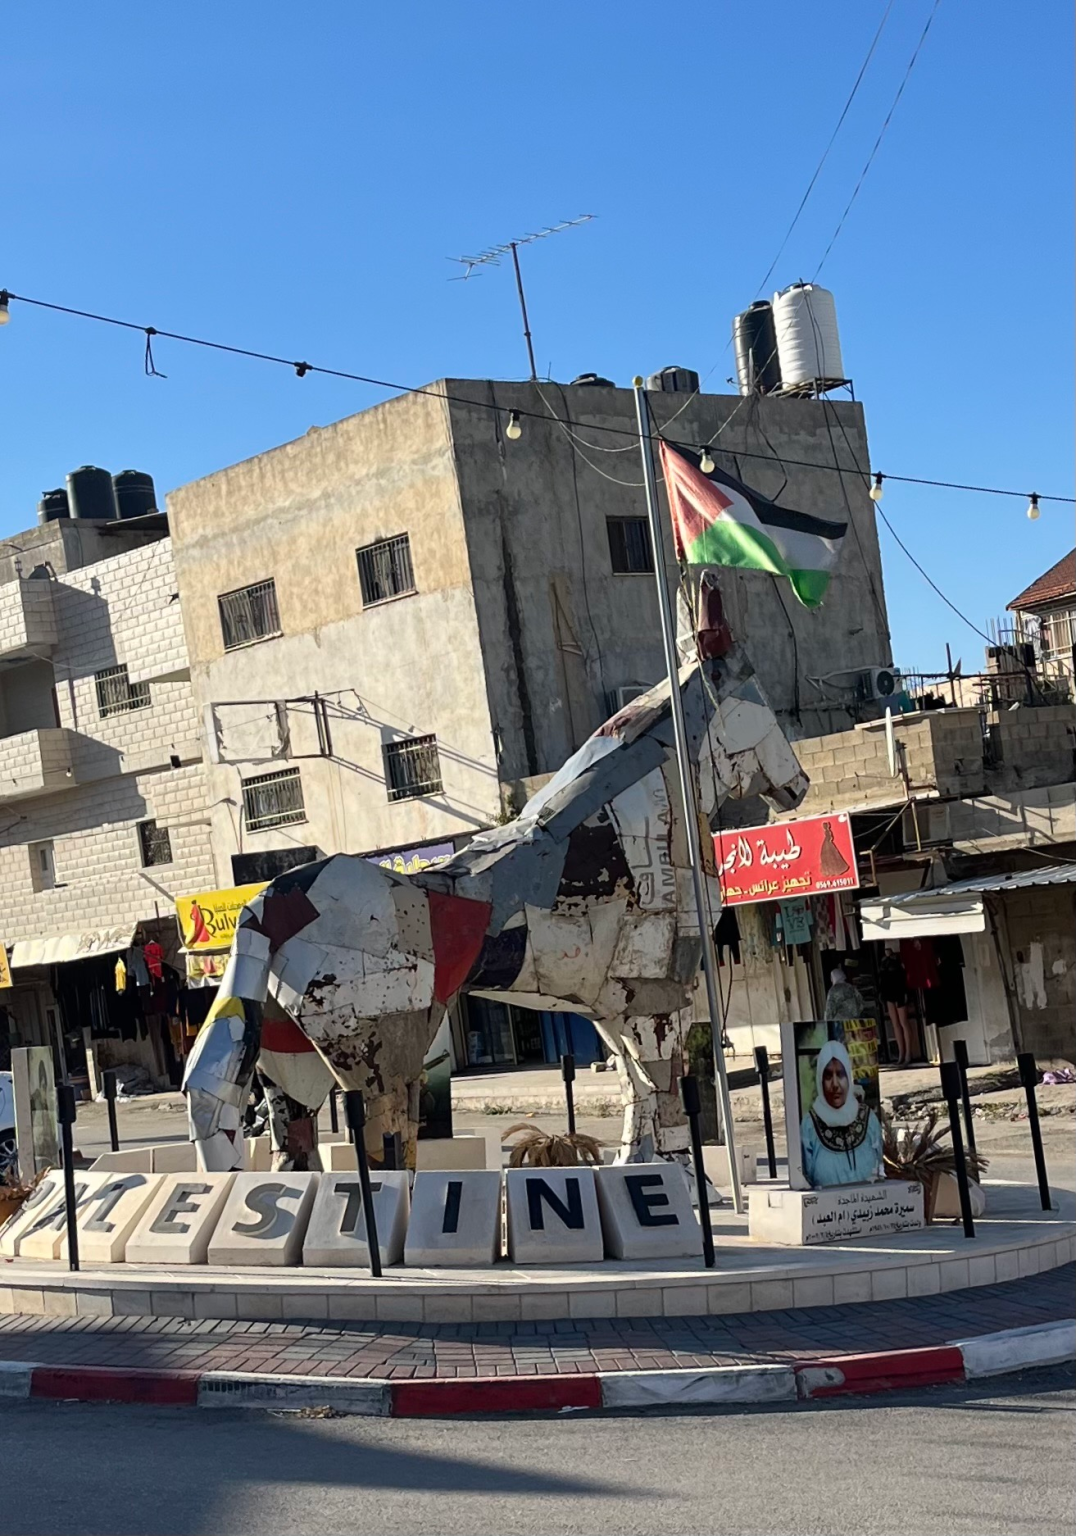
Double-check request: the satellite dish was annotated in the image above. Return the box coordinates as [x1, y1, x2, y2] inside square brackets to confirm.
[885, 707, 898, 777]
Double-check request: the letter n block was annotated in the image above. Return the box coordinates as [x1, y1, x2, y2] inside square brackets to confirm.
[504, 1168, 603, 1264]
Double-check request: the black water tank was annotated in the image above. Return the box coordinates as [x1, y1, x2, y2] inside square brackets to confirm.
[645, 365, 701, 393]
[37, 488, 70, 524]
[66, 465, 118, 521]
[733, 301, 782, 396]
[113, 469, 158, 520]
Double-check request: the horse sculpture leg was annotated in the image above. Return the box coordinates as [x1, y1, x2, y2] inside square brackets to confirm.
[183, 994, 264, 1172]
[594, 1013, 691, 1165]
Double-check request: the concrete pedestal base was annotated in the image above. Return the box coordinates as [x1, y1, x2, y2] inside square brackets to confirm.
[749, 1181, 924, 1246]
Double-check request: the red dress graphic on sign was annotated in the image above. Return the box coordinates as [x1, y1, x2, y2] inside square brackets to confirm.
[819, 820, 851, 877]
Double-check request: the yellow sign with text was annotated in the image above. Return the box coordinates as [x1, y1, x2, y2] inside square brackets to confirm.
[0, 946, 11, 989]
[176, 883, 267, 952]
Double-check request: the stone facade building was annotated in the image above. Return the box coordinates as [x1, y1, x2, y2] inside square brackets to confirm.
[0, 519, 215, 1083]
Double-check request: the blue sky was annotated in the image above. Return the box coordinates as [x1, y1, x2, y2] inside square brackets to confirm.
[3, 2, 1072, 672]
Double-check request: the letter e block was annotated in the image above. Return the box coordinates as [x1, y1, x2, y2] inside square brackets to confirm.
[595, 1163, 702, 1259]
[126, 1173, 236, 1264]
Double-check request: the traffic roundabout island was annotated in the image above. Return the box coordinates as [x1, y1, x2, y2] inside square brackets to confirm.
[1, 1165, 1071, 1325]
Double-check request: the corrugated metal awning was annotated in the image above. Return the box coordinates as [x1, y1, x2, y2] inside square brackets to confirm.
[10, 924, 136, 969]
[859, 863, 1076, 940]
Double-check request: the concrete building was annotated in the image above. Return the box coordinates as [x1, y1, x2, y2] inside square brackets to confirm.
[0, 511, 215, 1085]
[167, 380, 890, 869]
[166, 379, 892, 1068]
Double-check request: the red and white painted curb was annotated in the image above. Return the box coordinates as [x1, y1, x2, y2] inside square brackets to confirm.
[1, 1321, 1072, 1417]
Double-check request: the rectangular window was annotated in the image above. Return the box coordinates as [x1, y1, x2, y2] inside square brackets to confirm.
[218, 579, 281, 651]
[241, 767, 306, 832]
[29, 840, 56, 893]
[137, 820, 173, 868]
[383, 735, 443, 802]
[95, 663, 151, 718]
[606, 516, 653, 575]
[357, 534, 416, 606]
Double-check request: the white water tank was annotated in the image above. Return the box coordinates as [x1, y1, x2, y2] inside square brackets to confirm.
[772, 283, 844, 391]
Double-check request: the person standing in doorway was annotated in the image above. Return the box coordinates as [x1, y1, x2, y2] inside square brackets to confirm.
[879, 946, 913, 1065]
[824, 961, 865, 1023]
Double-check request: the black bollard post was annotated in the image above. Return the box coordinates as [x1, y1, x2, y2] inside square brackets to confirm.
[328, 1088, 339, 1135]
[381, 1131, 402, 1171]
[1017, 1052, 1052, 1212]
[57, 1081, 80, 1273]
[679, 1074, 716, 1269]
[561, 1053, 577, 1136]
[951, 1038, 976, 1155]
[343, 1091, 382, 1277]
[753, 1046, 777, 1180]
[102, 1068, 120, 1153]
[939, 1061, 975, 1239]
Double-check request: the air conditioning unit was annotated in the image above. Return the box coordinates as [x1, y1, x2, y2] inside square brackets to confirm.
[856, 666, 901, 702]
[608, 684, 649, 714]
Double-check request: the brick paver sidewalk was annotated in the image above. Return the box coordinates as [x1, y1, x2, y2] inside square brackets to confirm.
[0, 1265, 1070, 1381]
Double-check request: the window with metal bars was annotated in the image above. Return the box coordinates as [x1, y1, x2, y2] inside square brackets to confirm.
[383, 735, 442, 802]
[95, 664, 151, 718]
[241, 767, 306, 831]
[357, 534, 416, 606]
[137, 820, 173, 867]
[606, 516, 654, 574]
[218, 579, 282, 650]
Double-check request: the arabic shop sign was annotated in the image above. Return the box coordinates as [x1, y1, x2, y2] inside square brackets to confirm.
[367, 841, 454, 876]
[176, 883, 268, 952]
[714, 812, 859, 906]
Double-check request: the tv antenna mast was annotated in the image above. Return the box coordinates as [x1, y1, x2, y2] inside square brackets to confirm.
[448, 214, 595, 381]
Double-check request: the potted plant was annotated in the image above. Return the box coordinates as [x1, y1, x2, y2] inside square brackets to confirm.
[501, 1123, 603, 1168]
[882, 1110, 988, 1221]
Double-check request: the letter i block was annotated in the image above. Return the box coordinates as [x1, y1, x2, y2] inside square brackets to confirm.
[76, 1172, 163, 1263]
[206, 1173, 318, 1266]
[303, 1171, 410, 1268]
[404, 1171, 503, 1266]
[595, 1163, 703, 1259]
[504, 1168, 603, 1264]
[126, 1173, 237, 1264]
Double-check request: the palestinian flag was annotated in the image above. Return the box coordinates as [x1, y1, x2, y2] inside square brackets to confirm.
[660, 440, 847, 609]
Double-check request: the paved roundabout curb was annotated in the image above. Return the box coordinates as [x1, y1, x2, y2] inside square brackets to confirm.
[2, 1320, 1071, 1417]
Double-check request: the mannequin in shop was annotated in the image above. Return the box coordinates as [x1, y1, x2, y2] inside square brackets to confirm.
[879, 945, 913, 1065]
[824, 962, 865, 1023]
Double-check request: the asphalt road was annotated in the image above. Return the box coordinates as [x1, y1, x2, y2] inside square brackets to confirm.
[1, 1368, 1072, 1536]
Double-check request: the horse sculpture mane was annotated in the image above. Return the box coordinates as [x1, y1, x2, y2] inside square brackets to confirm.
[184, 635, 808, 1172]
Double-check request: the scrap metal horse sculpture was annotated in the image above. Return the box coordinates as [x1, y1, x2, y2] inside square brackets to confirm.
[184, 630, 807, 1172]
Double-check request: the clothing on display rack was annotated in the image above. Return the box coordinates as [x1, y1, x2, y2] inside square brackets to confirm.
[777, 897, 812, 946]
[900, 936, 940, 991]
[714, 907, 742, 965]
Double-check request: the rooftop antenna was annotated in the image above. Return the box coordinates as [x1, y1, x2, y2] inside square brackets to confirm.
[448, 214, 595, 381]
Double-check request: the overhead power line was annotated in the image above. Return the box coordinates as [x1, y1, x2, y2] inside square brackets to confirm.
[0, 287, 1072, 505]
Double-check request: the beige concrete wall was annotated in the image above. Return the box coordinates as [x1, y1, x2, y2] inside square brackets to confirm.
[446, 381, 892, 780]
[167, 390, 501, 873]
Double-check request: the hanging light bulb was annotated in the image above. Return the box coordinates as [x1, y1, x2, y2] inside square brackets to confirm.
[505, 410, 522, 441]
[1027, 493, 1041, 521]
[699, 446, 715, 474]
[869, 472, 884, 502]
[0, 291, 10, 326]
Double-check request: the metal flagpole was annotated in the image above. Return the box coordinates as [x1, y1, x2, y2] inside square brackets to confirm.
[632, 378, 743, 1214]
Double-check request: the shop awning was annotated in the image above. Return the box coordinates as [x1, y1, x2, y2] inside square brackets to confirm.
[860, 863, 1076, 940]
[10, 924, 137, 969]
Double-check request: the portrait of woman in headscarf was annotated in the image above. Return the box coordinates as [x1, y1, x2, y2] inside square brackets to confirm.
[800, 1039, 883, 1188]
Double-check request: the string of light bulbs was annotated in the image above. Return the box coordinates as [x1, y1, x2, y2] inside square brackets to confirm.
[0, 286, 1071, 513]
